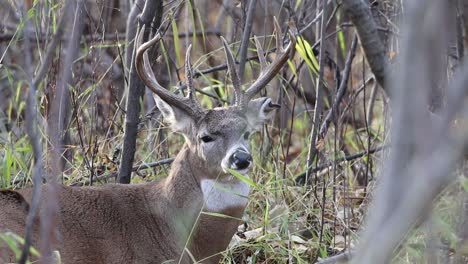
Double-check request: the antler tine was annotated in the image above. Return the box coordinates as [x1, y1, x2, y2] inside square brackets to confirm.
[273, 17, 284, 53]
[135, 25, 203, 117]
[220, 36, 244, 107]
[244, 18, 297, 101]
[136, 25, 165, 91]
[253, 36, 267, 72]
[185, 44, 199, 105]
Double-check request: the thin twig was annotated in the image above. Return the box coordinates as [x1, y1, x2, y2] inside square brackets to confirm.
[351, 2, 464, 263]
[238, 0, 257, 83]
[295, 145, 387, 185]
[365, 78, 378, 126]
[71, 158, 175, 186]
[304, 1, 328, 184]
[43, 1, 85, 261]
[32, 0, 71, 88]
[18, 7, 43, 264]
[319, 35, 358, 136]
[0, 29, 222, 43]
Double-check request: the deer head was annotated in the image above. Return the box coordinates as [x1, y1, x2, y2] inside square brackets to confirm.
[135, 19, 296, 180]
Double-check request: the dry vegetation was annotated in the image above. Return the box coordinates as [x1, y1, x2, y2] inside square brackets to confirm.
[0, 0, 467, 263]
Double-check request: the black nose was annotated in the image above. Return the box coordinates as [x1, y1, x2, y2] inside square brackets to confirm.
[229, 151, 252, 170]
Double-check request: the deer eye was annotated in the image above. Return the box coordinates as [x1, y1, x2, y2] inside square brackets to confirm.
[243, 132, 250, 140]
[200, 135, 215, 143]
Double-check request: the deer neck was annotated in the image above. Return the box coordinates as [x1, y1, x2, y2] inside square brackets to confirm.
[160, 145, 203, 210]
[160, 144, 250, 211]
[164, 144, 251, 213]
[158, 143, 251, 262]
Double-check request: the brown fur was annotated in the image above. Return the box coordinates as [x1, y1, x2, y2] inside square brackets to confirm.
[0, 136, 250, 264]
[0, 30, 288, 262]
[0, 19, 293, 263]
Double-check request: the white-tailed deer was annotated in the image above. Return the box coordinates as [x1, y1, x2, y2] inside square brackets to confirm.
[0, 20, 296, 264]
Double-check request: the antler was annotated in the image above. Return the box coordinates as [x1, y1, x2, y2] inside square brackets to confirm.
[245, 18, 296, 101]
[135, 25, 204, 117]
[185, 44, 197, 101]
[221, 36, 245, 107]
[220, 18, 297, 109]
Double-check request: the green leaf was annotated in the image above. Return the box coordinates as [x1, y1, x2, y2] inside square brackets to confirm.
[3, 147, 12, 187]
[287, 59, 297, 78]
[15, 81, 23, 104]
[160, 42, 173, 84]
[227, 168, 259, 189]
[295, 0, 303, 10]
[336, 11, 346, 59]
[319, 246, 328, 258]
[79, 84, 98, 99]
[461, 177, 468, 192]
[171, 20, 181, 67]
[295, 36, 319, 74]
[263, 199, 270, 228]
[201, 211, 243, 221]
[0, 231, 41, 260]
[337, 29, 346, 59]
[187, 0, 197, 48]
[0, 232, 21, 259]
[195, 6, 206, 44]
[211, 182, 249, 199]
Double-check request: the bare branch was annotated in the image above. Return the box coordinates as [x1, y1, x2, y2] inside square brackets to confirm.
[118, 0, 164, 184]
[351, 1, 466, 263]
[295, 145, 387, 185]
[0, 29, 222, 43]
[71, 158, 175, 187]
[342, 0, 388, 90]
[319, 35, 358, 136]
[42, 1, 85, 261]
[304, 0, 328, 184]
[238, 0, 257, 83]
[32, 0, 72, 88]
[18, 5, 44, 263]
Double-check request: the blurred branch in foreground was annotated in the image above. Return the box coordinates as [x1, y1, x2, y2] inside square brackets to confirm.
[351, 1, 468, 263]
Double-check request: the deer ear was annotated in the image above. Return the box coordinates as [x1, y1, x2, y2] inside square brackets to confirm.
[246, 97, 279, 130]
[153, 94, 195, 134]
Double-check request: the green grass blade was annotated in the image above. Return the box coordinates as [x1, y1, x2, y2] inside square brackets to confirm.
[171, 20, 181, 67]
[201, 211, 243, 221]
[227, 168, 259, 189]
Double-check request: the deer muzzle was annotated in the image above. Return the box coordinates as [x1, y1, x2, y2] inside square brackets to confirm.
[228, 149, 252, 171]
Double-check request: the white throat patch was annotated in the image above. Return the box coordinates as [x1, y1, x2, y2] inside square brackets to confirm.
[200, 177, 251, 212]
